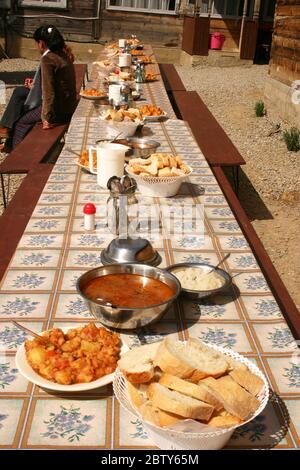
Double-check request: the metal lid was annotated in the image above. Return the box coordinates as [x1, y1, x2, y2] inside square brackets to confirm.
[101, 237, 162, 266]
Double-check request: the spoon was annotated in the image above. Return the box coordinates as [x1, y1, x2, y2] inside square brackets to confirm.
[11, 321, 49, 344]
[207, 253, 231, 275]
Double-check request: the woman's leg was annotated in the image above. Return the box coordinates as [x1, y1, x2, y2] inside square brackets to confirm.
[0, 86, 30, 129]
[12, 105, 42, 149]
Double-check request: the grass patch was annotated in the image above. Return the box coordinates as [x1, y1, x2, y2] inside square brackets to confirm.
[283, 128, 300, 152]
[255, 100, 266, 117]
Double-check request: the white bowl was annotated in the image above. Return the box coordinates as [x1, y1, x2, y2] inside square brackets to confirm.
[104, 120, 143, 139]
[125, 165, 193, 197]
[113, 342, 269, 450]
[142, 111, 168, 122]
[15, 327, 128, 392]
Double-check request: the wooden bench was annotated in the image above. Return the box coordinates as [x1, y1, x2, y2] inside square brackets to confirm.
[212, 166, 300, 340]
[0, 63, 87, 208]
[172, 90, 246, 194]
[159, 64, 186, 93]
[0, 164, 53, 281]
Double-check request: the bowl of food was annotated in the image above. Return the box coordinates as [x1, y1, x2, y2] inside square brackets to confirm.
[113, 336, 269, 450]
[100, 108, 144, 139]
[80, 89, 108, 100]
[126, 153, 192, 197]
[16, 323, 126, 392]
[166, 263, 232, 299]
[138, 104, 167, 121]
[76, 263, 181, 330]
[118, 137, 160, 160]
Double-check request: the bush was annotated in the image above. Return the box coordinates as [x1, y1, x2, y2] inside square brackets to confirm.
[255, 100, 265, 117]
[283, 128, 300, 152]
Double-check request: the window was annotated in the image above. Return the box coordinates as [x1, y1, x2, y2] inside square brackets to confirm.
[196, 0, 243, 18]
[106, 0, 179, 15]
[19, 0, 67, 8]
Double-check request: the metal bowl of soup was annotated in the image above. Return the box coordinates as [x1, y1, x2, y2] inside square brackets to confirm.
[76, 263, 181, 330]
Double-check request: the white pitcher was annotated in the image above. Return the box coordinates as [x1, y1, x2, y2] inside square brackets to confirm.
[88, 142, 130, 189]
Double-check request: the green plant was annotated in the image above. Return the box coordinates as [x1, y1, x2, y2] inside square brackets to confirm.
[283, 128, 300, 152]
[255, 100, 266, 117]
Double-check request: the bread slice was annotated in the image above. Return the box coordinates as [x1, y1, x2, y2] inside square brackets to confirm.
[159, 373, 222, 410]
[140, 401, 182, 427]
[229, 369, 264, 397]
[208, 413, 242, 428]
[127, 381, 148, 408]
[154, 336, 228, 383]
[200, 376, 260, 421]
[147, 383, 214, 421]
[118, 342, 161, 383]
[226, 357, 248, 372]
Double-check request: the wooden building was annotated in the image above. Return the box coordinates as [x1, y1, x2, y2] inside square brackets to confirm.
[265, 0, 300, 126]
[1, 1, 275, 64]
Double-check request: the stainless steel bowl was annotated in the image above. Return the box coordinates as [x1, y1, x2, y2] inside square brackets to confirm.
[116, 137, 160, 160]
[101, 238, 162, 266]
[166, 262, 232, 300]
[76, 263, 181, 330]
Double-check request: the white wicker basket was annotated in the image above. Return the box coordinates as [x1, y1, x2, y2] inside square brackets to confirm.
[125, 165, 193, 197]
[113, 343, 269, 450]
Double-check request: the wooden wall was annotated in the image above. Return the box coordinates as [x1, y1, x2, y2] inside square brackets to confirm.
[10, 0, 98, 41]
[269, 0, 300, 86]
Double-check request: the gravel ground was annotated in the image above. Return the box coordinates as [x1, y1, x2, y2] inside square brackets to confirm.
[176, 64, 300, 308]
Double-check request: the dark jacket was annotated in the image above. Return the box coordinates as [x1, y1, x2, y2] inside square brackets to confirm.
[41, 50, 77, 123]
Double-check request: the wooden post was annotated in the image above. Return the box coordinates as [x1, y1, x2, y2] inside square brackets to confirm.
[239, 0, 249, 51]
[253, 0, 261, 19]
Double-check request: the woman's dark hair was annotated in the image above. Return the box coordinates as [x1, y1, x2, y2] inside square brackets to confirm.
[33, 25, 65, 52]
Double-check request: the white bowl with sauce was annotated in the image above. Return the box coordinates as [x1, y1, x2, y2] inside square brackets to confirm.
[166, 263, 232, 299]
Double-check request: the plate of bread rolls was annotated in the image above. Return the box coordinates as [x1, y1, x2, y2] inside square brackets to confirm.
[113, 336, 269, 450]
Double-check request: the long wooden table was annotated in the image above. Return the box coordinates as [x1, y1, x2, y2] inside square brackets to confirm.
[0, 47, 299, 450]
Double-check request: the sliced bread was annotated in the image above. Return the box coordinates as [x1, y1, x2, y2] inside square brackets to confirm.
[229, 368, 264, 397]
[154, 336, 228, 382]
[147, 382, 214, 421]
[118, 342, 161, 383]
[207, 413, 242, 428]
[200, 376, 260, 421]
[126, 381, 148, 408]
[140, 401, 182, 427]
[159, 373, 222, 410]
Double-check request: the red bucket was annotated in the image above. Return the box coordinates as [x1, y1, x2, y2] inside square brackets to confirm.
[210, 32, 225, 50]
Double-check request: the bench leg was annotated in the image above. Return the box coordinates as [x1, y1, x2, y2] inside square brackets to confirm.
[1, 174, 7, 209]
[231, 166, 240, 197]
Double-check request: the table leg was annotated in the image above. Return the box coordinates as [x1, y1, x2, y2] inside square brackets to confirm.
[0, 173, 7, 209]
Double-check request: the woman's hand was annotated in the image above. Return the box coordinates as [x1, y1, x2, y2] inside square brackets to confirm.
[24, 78, 33, 89]
[42, 120, 54, 130]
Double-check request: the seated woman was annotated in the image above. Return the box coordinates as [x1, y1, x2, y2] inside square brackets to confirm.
[0, 25, 77, 152]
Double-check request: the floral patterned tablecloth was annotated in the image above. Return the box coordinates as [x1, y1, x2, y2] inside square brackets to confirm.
[0, 51, 299, 450]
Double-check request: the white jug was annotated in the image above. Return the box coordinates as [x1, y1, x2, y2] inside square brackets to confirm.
[88, 142, 130, 189]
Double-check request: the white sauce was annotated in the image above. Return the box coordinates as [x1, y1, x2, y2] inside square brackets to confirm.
[173, 267, 225, 291]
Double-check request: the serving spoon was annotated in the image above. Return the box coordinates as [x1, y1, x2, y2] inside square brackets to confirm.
[206, 253, 231, 275]
[11, 321, 49, 344]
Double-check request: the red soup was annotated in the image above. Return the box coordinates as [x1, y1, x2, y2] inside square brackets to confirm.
[83, 273, 175, 308]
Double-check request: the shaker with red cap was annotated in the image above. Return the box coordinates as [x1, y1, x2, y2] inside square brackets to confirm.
[83, 203, 96, 231]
